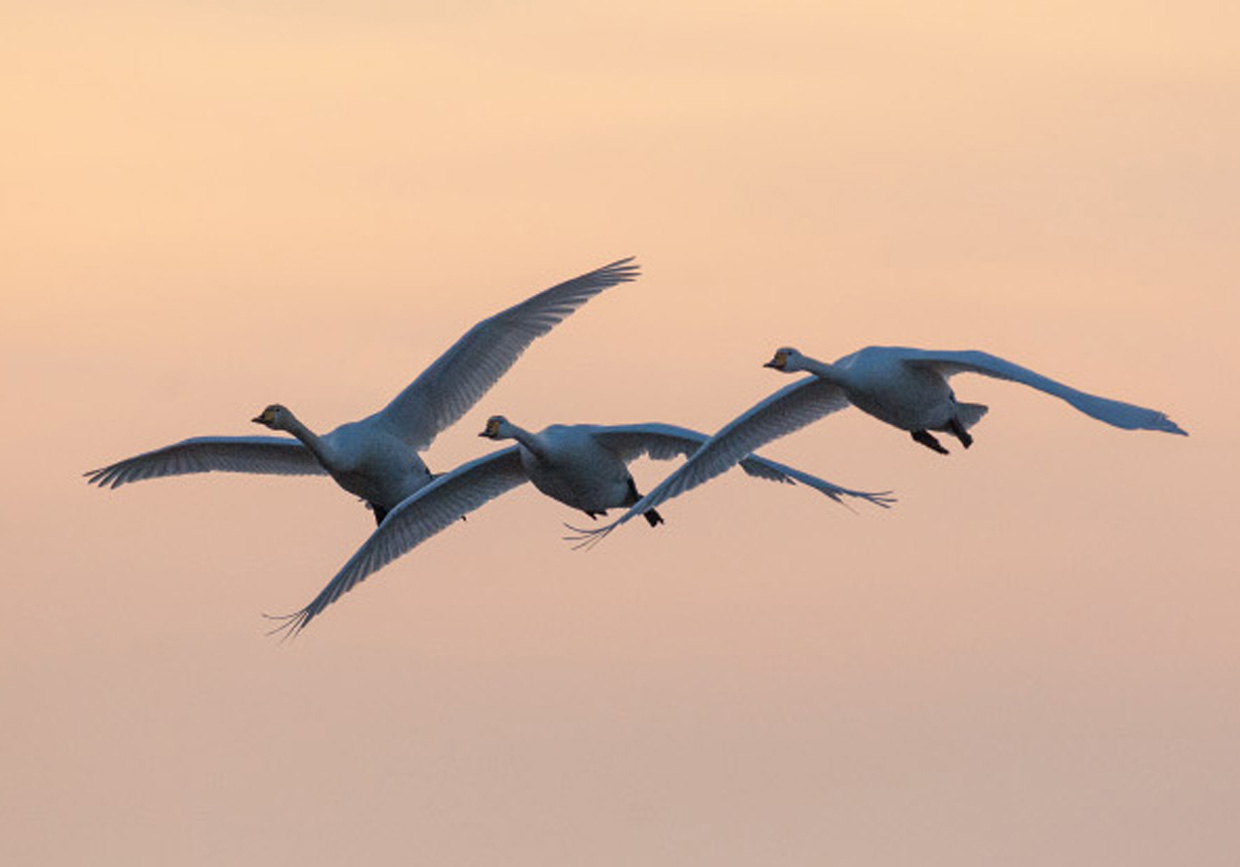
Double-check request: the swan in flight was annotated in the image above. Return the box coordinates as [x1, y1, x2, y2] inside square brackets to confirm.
[567, 344, 1185, 548]
[267, 416, 894, 636]
[84, 258, 638, 524]
[765, 346, 1186, 452]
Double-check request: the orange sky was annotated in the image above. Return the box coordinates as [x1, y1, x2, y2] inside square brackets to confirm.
[3, 2, 1237, 864]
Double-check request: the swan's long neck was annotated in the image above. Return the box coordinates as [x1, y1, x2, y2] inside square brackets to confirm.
[499, 421, 544, 459]
[794, 354, 847, 386]
[280, 411, 333, 465]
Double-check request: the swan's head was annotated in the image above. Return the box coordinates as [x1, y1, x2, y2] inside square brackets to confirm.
[764, 347, 804, 373]
[252, 404, 292, 430]
[479, 415, 509, 439]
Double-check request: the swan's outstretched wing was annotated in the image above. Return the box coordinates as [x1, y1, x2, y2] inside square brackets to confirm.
[269, 446, 529, 637]
[85, 436, 327, 488]
[376, 257, 639, 451]
[588, 423, 893, 508]
[568, 376, 855, 546]
[898, 349, 1187, 434]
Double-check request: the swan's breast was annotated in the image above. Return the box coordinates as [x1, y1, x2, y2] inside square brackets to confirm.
[847, 357, 955, 430]
[520, 429, 630, 510]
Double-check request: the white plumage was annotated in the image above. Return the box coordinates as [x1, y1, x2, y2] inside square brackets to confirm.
[85, 258, 638, 524]
[268, 417, 894, 636]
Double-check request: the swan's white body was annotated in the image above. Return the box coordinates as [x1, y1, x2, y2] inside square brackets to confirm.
[568, 344, 1186, 547]
[270, 418, 894, 635]
[504, 421, 643, 517]
[85, 258, 638, 522]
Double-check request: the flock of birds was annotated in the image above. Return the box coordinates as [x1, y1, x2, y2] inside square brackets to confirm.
[87, 257, 1187, 637]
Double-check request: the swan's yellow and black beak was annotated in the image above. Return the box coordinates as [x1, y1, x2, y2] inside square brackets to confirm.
[252, 406, 275, 426]
[764, 350, 788, 370]
[479, 417, 501, 438]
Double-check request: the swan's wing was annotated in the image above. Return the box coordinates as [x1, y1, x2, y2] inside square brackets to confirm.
[268, 446, 528, 637]
[898, 349, 1187, 434]
[375, 257, 639, 450]
[85, 436, 327, 488]
[588, 423, 893, 508]
[567, 376, 854, 547]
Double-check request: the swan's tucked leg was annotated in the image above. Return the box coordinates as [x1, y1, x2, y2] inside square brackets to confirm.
[625, 476, 665, 528]
[911, 430, 949, 455]
[947, 418, 973, 449]
[371, 503, 389, 526]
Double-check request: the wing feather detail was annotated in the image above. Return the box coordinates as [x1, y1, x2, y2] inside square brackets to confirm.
[376, 258, 639, 450]
[898, 348, 1187, 434]
[85, 436, 326, 489]
[568, 377, 855, 545]
[269, 447, 529, 636]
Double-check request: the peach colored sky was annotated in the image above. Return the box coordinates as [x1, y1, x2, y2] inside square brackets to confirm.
[3, 2, 1237, 864]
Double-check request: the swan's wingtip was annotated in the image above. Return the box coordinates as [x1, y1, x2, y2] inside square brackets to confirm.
[561, 521, 614, 551]
[262, 609, 311, 642]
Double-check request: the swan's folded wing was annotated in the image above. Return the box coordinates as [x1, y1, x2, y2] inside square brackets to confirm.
[569, 376, 853, 545]
[898, 348, 1187, 434]
[85, 436, 327, 488]
[376, 257, 639, 451]
[270, 446, 529, 637]
[588, 422, 893, 508]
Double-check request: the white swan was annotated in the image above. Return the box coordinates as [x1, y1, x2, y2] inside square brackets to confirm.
[766, 346, 1187, 452]
[567, 344, 1185, 547]
[84, 258, 638, 523]
[268, 416, 894, 635]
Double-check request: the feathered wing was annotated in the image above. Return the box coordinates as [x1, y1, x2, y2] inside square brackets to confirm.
[569, 376, 855, 546]
[85, 436, 327, 488]
[375, 257, 640, 451]
[897, 348, 1188, 434]
[588, 423, 893, 508]
[269, 447, 529, 637]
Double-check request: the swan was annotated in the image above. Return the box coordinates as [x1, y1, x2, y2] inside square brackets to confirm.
[566, 344, 1185, 547]
[765, 346, 1186, 452]
[267, 416, 894, 635]
[84, 257, 638, 524]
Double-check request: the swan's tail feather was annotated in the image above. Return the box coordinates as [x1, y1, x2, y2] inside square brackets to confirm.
[957, 403, 988, 430]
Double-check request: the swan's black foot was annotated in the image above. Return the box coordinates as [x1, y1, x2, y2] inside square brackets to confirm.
[584, 511, 603, 521]
[371, 503, 389, 526]
[947, 418, 973, 449]
[643, 508, 665, 528]
[912, 430, 949, 455]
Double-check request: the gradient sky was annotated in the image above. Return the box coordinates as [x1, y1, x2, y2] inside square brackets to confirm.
[3, 2, 1237, 864]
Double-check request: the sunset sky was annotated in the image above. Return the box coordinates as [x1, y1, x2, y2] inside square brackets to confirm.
[3, 2, 1237, 864]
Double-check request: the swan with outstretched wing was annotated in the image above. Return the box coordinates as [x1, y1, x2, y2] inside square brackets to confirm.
[567, 344, 1185, 548]
[86, 257, 638, 524]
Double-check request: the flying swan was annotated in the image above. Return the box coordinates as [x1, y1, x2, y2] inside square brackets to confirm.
[567, 344, 1186, 548]
[85, 258, 639, 524]
[267, 416, 894, 636]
